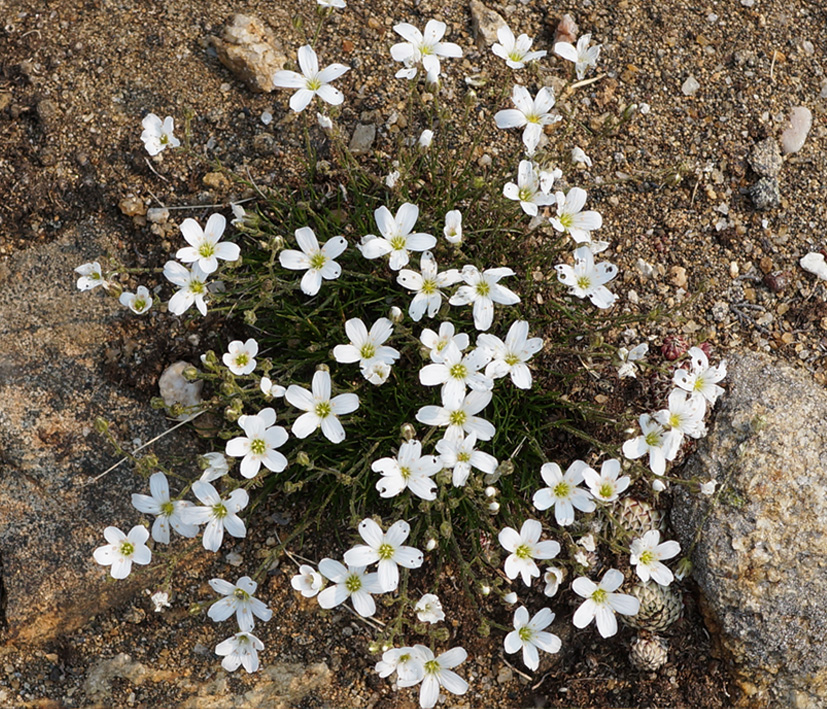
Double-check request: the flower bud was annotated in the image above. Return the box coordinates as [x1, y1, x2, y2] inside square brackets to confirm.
[439, 520, 453, 538]
[243, 310, 257, 326]
[400, 423, 416, 441]
[484, 486, 497, 497]
[652, 479, 667, 492]
[487, 501, 500, 513]
[296, 451, 311, 467]
[389, 305, 404, 323]
[93, 417, 110, 434]
[425, 538, 437, 551]
[503, 591, 517, 605]
[480, 584, 491, 596]
[183, 366, 200, 381]
[675, 557, 693, 581]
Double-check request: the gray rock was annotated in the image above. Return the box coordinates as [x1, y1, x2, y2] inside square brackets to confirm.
[748, 176, 780, 210]
[671, 350, 827, 708]
[469, 0, 507, 48]
[348, 123, 376, 155]
[748, 137, 782, 177]
[210, 14, 287, 93]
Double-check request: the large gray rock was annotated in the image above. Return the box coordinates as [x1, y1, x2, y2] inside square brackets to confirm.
[0, 223, 199, 644]
[672, 350, 827, 708]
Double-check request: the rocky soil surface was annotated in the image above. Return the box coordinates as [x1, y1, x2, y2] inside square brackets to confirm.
[1, 0, 826, 707]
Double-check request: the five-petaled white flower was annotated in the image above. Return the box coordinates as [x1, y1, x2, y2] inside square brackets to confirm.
[435, 431, 497, 487]
[333, 317, 400, 368]
[397, 251, 462, 321]
[572, 568, 640, 638]
[449, 264, 521, 331]
[420, 322, 469, 362]
[208, 576, 273, 632]
[182, 481, 249, 552]
[414, 593, 445, 624]
[272, 45, 350, 112]
[413, 645, 469, 709]
[582, 458, 630, 503]
[495, 87, 561, 154]
[260, 376, 286, 399]
[131, 471, 198, 544]
[278, 227, 347, 296]
[317, 559, 383, 617]
[285, 369, 359, 443]
[140, 113, 180, 156]
[554, 33, 601, 80]
[654, 388, 707, 442]
[215, 632, 264, 674]
[673, 346, 727, 405]
[419, 342, 493, 407]
[549, 188, 603, 245]
[492, 25, 547, 69]
[504, 606, 561, 671]
[225, 407, 288, 479]
[630, 530, 681, 586]
[555, 245, 618, 309]
[375, 646, 426, 684]
[477, 320, 543, 389]
[533, 460, 597, 526]
[223, 338, 258, 376]
[75, 261, 108, 291]
[373, 439, 441, 500]
[359, 203, 436, 271]
[344, 519, 423, 592]
[622, 413, 680, 476]
[291, 564, 324, 598]
[93, 525, 152, 579]
[119, 285, 153, 314]
[498, 519, 561, 586]
[416, 389, 495, 442]
[443, 210, 462, 245]
[390, 20, 463, 83]
[503, 159, 556, 216]
[163, 260, 210, 316]
[176, 214, 240, 275]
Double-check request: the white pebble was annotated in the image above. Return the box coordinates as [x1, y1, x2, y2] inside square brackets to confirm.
[780, 106, 812, 155]
[800, 252, 827, 280]
[261, 111, 273, 125]
[681, 75, 700, 96]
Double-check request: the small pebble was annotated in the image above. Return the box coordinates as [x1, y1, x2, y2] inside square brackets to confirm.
[748, 177, 780, 210]
[681, 75, 700, 96]
[260, 110, 272, 125]
[748, 138, 782, 177]
[780, 106, 812, 155]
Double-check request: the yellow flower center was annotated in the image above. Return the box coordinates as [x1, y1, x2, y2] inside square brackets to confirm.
[448, 410, 467, 426]
[345, 574, 362, 593]
[639, 550, 654, 565]
[591, 588, 607, 603]
[198, 242, 216, 258]
[421, 279, 437, 294]
[212, 502, 228, 519]
[315, 401, 332, 418]
[505, 353, 520, 366]
[360, 343, 376, 360]
[309, 252, 327, 270]
[518, 626, 534, 642]
[515, 543, 532, 559]
[250, 438, 266, 455]
[553, 481, 570, 499]
[377, 543, 395, 560]
[576, 275, 592, 290]
[307, 77, 322, 91]
[449, 363, 467, 380]
[119, 541, 135, 557]
[390, 235, 407, 250]
[457, 451, 471, 463]
[161, 501, 175, 517]
[598, 482, 614, 498]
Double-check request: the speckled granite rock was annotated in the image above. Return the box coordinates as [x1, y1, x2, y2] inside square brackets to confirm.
[672, 350, 827, 708]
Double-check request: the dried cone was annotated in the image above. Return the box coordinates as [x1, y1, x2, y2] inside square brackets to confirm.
[622, 581, 684, 632]
[630, 633, 669, 671]
[614, 498, 664, 538]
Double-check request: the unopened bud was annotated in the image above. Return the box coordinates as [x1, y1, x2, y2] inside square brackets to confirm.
[183, 366, 200, 381]
[675, 557, 693, 581]
[296, 451, 311, 467]
[243, 310, 257, 326]
[503, 591, 517, 605]
[488, 501, 500, 513]
[480, 584, 491, 596]
[400, 423, 416, 441]
[93, 417, 110, 434]
[484, 486, 497, 497]
[425, 538, 437, 551]
[389, 305, 404, 323]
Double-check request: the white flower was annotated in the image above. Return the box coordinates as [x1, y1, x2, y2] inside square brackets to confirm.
[208, 576, 273, 632]
[414, 593, 445, 624]
[131, 472, 198, 544]
[419, 342, 493, 407]
[385, 169, 401, 189]
[495, 87, 561, 155]
[532, 461, 596, 526]
[215, 632, 264, 673]
[140, 113, 180, 156]
[498, 519, 561, 586]
[622, 413, 680, 476]
[373, 439, 441, 500]
[93, 525, 152, 579]
[182, 481, 248, 552]
[503, 159, 556, 216]
[543, 566, 565, 597]
[571, 146, 592, 167]
[150, 591, 171, 612]
[420, 322, 469, 362]
[549, 188, 603, 244]
[492, 25, 547, 69]
[278, 226, 347, 296]
[504, 606, 561, 671]
[317, 0, 346, 7]
[449, 264, 521, 331]
[200, 452, 230, 483]
[390, 20, 463, 82]
[413, 646, 469, 709]
[630, 530, 681, 586]
[581, 458, 630, 503]
[673, 346, 727, 405]
[222, 338, 258, 376]
[317, 112, 334, 129]
[291, 564, 324, 597]
[333, 317, 400, 367]
[344, 519, 424, 592]
[477, 320, 543, 389]
[418, 129, 434, 148]
[397, 251, 462, 321]
[572, 568, 640, 638]
[654, 388, 707, 441]
[176, 214, 240, 275]
[119, 285, 153, 314]
[555, 245, 618, 309]
[617, 343, 648, 379]
[163, 260, 210, 316]
[259, 376, 286, 399]
[272, 45, 350, 112]
[554, 33, 601, 80]
[443, 210, 462, 245]
[317, 559, 383, 617]
[225, 407, 288, 479]
[285, 369, 359, 443]
[362, 360, 392, 386]
[75, 261, 108, 291]
[359, 203, 436, 271]
[700, 479, 717, 495]
[416, 389, 495, 442]
[376, 646, 426, 684]
[435, 431, 497, 487]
